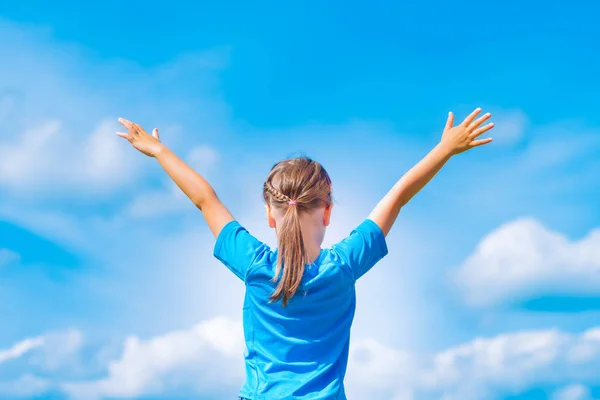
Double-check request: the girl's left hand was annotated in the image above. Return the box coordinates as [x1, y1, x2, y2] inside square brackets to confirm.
[117, 118, 164, 157]
[441, 108, 495, 156]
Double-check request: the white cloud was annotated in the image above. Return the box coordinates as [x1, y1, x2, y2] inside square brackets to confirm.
[62, 316, 244, 399]
[0, 19, 231, 202]
[0, 119, 140, 196]
[423, 329, 569, 391]
[346, 325, 600, 400]
[0, 329, 82, 369]
[452, 218, 600, 307]
[0, 249, 20, 268]
[345, 338, 415, 400]
[552, 384, 592, 400]
[0, 336, 45, 364]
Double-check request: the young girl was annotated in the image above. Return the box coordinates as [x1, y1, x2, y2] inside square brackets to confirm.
[117, 108, 494, 400]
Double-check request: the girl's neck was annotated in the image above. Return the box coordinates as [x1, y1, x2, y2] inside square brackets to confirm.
[300, 213, 327, 264]
[301, 222, 325, 264]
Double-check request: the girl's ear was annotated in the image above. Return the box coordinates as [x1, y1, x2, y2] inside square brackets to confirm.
[323, 204, 333, 227]
[265, 205, 276, 228]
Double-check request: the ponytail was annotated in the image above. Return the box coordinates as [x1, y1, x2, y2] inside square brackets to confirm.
[270, 202, 306, 307]
[263, 157, 332, 307]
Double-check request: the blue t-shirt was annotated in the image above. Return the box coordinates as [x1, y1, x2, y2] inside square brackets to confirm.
[214, 219, 388, 400]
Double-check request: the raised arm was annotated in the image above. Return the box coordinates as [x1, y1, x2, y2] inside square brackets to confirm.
[368, 108, 494, 236]
[117, 118, 234, 237]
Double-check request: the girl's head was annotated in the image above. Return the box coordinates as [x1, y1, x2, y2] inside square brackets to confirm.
[263, 157, 333, 306]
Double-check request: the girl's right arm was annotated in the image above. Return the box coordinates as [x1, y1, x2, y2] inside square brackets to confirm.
[117, 118, 234, 238]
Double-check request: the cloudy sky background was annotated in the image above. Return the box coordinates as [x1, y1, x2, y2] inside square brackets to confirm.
[1, 1, 599, 399]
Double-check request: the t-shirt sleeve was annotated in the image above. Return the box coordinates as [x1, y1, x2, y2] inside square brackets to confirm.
[332, 219, 388, 280]
[213, 220, 269, 281]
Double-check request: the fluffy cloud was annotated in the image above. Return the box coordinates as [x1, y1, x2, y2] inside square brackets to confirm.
[0, 18, 230, 202]
[0, 330, 82, 397]
[452, 218, 600, 307]
[346, 325, 600, 399]
[0, 329, 82, 368]
[0, 336, 45, 364]
[0, 119, 139, 196]
[62, 317, 244, 399]
[345, 338, 415, 400]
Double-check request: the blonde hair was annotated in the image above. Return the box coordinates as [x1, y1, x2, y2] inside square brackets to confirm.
[263, 157, 332, 306]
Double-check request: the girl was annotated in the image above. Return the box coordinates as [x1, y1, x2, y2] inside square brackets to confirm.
[117, 108, 494, 400]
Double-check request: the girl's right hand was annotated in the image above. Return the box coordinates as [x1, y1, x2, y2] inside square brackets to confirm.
[440, 108, 494, 156]
[117, 118, 165, 157]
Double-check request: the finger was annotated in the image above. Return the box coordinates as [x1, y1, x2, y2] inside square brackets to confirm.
[470, 122, 495, 138]
[118, 118, 134, 131]
[470, 137, 493, 147]
[119, 118, 144, 136]
[444, 112, 454, 131]
[116, 131, 131, 139]
[468, 112, 491, 131]
[461, 108, 482, 126]
[152, 128, 159, 140]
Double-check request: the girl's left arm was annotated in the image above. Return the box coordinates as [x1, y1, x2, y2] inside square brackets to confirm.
[368, 108, 495, 237]
[117, 118, 234, 238]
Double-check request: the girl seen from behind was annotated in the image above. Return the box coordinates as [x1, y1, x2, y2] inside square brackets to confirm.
[117, 108, 494, 399]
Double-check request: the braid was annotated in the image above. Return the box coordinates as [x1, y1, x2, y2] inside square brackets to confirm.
[264, 181, 294, 204]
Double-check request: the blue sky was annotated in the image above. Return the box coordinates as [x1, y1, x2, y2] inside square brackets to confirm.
[1, 1, 600, 399]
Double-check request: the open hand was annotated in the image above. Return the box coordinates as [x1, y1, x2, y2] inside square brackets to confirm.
[117, 118, 164, 157]
[441, 108, 494, 155]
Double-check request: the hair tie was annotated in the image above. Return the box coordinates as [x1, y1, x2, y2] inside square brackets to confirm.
[288, 200, 297, 206]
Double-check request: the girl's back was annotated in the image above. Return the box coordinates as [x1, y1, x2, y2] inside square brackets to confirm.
[215, 219, 387, 399]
